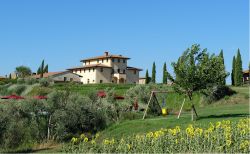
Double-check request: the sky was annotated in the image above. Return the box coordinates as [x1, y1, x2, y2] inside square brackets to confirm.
[0, 0, 249, 84]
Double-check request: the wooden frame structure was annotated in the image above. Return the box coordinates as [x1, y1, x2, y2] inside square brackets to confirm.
[142, 91, 174, 119]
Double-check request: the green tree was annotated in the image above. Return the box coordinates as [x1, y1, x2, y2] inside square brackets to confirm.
[231, 56, 236, 85]
[219, 50, 226, 85]
[15, 66, 32, 78]
[151, 62, 156, 83]
[9, 73, 11, 79]
[163, 62, 168, 84]
[234, 49, 243, 86]
[37, 60, 48, 78]
[167, 44, 228, 121]
[145, 69, 150, 84]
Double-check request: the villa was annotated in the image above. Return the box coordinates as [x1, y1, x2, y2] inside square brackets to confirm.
[67, 52, 142, 84]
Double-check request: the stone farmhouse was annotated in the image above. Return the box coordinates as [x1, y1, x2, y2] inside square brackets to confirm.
[67, 52, 142, 84]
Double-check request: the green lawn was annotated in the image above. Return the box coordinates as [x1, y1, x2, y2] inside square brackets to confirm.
[52, 83, 135, 96]
[99, 102, 249, 140]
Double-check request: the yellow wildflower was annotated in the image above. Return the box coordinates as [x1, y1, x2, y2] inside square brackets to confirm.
[71, 137, 78, 144]
[80, 133, 85, 139]
[91, 140, 96, 145]
[226, 139, 232, 147]
[84, 137, 88, 142]
[216, 121, 221, 129]
[127, 144, 131, 150]
[146, 132, 154, 138]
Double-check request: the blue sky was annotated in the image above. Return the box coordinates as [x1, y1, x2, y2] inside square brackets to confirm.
[0, 0, 249, 84]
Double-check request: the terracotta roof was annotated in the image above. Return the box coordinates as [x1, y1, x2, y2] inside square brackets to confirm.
[32, 72, 64, 79]
[80, 54, 130, 62]
[67, 64, 112, 70]
[127, 66, 143, 71]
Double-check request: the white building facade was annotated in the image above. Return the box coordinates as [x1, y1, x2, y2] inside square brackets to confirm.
[68, 52, 142, 84]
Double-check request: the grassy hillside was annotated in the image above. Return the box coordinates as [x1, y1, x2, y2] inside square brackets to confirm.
[52, 83, 135, 95]
[98, 86, 249, 140]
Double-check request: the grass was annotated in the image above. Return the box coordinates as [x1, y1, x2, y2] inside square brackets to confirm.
[98, 86, 249, 140]
[52, 83, 135, 96]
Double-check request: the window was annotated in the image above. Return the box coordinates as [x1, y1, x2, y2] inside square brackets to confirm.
[102, 59, 104, 63]
[134, 70, 136, 74]
[100, 80, 103, 83]
[123, 70, 125, 74]
[111, 69, 114, 74]
[93, 68, 95, 72]
[85, 62, 86, 65]
[112, 59, 115, 62]
[118, 69, 120, 73]
[93, 80, 95, 83]
[100, 68, 103, 72]
[123, 59, 126, 63]
[64, 77, 67, 82]
[80, 69, 81, 73]
[84, 69, 85, 73]
[118, 59, 120, 63]
[97, 59, 99, 63]
[106, 58, 108, 62]
[70, 78, 73, 81]
[89, 69, 91, 72]
[87, 79, 90, 84]
[89, 61, 90, 64]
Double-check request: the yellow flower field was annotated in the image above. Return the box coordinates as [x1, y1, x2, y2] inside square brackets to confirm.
[63, 118, 250, 153]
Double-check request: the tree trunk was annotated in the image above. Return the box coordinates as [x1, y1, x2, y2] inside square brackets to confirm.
[47, 114, 52, 141]
[188, 93, 198, 121]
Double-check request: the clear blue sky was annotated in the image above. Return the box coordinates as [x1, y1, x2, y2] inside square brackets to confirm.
[0, 0, 249, 84]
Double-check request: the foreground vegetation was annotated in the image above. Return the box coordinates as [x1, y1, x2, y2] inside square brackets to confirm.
[64, 118, 250, 153]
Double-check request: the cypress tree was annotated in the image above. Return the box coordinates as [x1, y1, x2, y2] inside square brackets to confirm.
[44, 64, 49, 73]
[152, 62, 156, 83]
[163, 62, 167, 84]
[9, 73, 12, 79]
[145, 69, 149, 84]
[219, 50, 226, 85]
[231, 56, 235, 85]
[235, 49, 243, 86]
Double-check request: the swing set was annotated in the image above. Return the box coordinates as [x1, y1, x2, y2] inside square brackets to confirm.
[142, 90, 186, 120]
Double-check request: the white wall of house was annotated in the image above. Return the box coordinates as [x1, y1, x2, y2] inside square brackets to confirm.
[83, 58, 112, 66]
[52, 72, 81, 82]
[76, 68, 97, 84]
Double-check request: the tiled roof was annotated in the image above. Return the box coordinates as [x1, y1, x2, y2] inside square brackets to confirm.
[67, 64, 112, 70]
[127, 66, 143, 71]
[32, 72, 64, 79]
[81, 54, 130, 62]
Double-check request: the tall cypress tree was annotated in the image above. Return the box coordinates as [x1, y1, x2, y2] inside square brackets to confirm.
[235, 49, 243, 86]
[231, 56, 236, 85]
[152, 62, 156, 83]
[163, 62, 167, 84]
[145, 69, 149, 84]
[219, 50, 226, 85]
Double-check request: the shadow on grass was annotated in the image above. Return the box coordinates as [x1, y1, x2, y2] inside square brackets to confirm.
[197, 113, 250, 120]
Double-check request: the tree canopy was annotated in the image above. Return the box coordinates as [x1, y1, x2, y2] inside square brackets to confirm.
[15, 66, 32, 78]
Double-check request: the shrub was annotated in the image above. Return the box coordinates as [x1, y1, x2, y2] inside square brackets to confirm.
[203, 85, 236, 103]
[11, 85, 26, 95]
[27, 86, 52, 96]
[39, 78, 51, 87]
[25, 78, 37, 85]
[17, 78, 25, 84]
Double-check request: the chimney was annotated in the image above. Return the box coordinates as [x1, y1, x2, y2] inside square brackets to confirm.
[104, 51, 109, 56]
